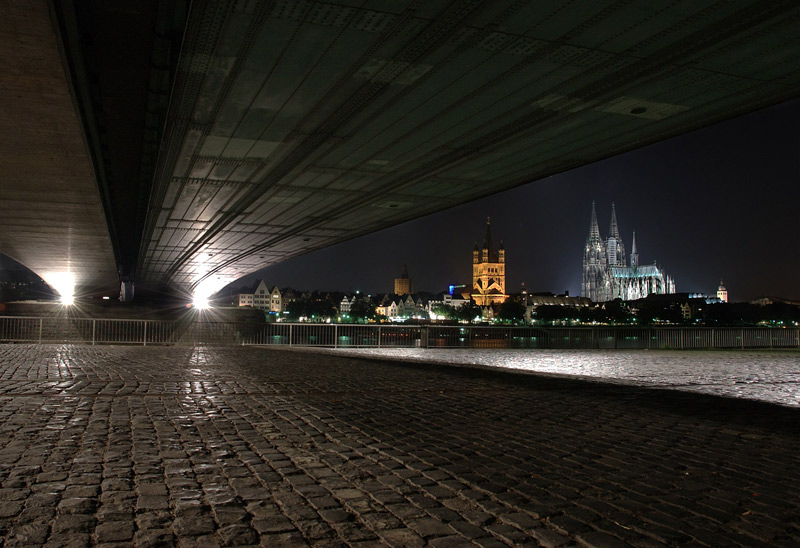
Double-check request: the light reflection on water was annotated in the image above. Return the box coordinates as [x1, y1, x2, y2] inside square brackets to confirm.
[329, 348, 800, 407]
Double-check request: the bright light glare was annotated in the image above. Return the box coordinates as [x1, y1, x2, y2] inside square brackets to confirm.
[45, 272, 75, 306]
[190, 274, 232, 311]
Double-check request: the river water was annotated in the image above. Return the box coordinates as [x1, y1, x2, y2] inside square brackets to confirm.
[326, 348, 800, 408]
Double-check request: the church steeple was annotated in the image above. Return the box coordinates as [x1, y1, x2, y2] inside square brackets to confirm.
[589, 201, 600, 240]
[630, 231, 638, 267]
[609, 202, 620, 239]
[605, 202, 626, 267]
[482, 217, 495, 262]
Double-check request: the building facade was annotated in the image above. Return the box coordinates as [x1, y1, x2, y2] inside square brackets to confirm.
[238, 280, 283, 313]
[471, 218, 507, 306]
[582, 203, 676, 302]
[717, 280, 728, 303]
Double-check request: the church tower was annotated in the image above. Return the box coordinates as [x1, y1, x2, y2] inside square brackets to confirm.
[630, 231, 639, 268]
[393, 264, 412, 295]
[471, 217, 507, 306]
[582, 202, 608, 300]
[606, 202, 626, 267]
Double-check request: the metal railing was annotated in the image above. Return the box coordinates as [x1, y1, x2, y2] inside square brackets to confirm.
[0, 316, 179, 345]
[0, 317, 797, 349]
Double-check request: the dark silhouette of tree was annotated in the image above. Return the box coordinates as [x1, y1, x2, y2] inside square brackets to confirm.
[497, 300, 526, 324]
[430, 303, 456, 319]
[456, 302, 482, 322]
[348, 297, 377, 322]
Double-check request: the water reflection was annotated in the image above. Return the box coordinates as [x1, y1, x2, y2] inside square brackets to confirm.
[330, 348, 800, 408]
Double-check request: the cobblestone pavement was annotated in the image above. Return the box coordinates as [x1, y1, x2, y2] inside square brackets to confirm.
[0, 345, 798, 547]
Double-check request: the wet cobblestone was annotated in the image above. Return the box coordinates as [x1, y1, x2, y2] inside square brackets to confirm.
[0, 344, 798, 546]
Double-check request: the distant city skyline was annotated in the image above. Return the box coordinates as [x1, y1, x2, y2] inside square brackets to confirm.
[230, 98, 800, 302]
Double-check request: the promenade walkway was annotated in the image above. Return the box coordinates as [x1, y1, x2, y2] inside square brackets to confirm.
[0, 345, 797, 547]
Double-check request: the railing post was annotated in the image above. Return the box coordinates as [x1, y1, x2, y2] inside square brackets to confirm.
[289, 324, 293, 347]
[143, 320, 148, 346]
[38, 318, 43, 344]
[334, 324, 338, 348]
[92, 320, 96, 345]
[741, 328, 745, 349]
[420, 326, 428, 348]
[378, 326, 382, 348]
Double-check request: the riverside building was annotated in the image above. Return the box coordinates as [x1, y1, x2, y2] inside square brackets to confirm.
[582, 202, 675, 302]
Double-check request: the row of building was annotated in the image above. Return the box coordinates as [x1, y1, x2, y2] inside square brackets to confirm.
[231, 204, 726, 319]
[231, 279, 476, 321]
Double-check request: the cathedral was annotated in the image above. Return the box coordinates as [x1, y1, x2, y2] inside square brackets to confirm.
[472, 218, 507, 306]
[582, 203, 675, 302]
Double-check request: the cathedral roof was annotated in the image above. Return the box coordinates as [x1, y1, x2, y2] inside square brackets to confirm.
[610, 264, 663, 278]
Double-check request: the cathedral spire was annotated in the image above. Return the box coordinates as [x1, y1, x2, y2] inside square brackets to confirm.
[589, 202, 600, 240]
[630, 231, 638, 267]
[609, 202, 620, 239]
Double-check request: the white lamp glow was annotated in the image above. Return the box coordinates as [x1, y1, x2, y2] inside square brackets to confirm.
[45, 272, 76, 306]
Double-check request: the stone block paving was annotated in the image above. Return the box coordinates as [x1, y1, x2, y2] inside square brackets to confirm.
[0, 344, 798, 547]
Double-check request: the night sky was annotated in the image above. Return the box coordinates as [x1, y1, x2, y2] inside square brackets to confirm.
[233, 98, 800, 302]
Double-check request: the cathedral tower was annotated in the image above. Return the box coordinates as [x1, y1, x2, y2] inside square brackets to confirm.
[471, 217, 507, 306]
[582, 202, 609, 300]
[630, 232, 639, 268]
[606, 202, 626, 267]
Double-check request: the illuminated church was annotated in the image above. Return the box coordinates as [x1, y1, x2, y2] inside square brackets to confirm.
[582, 203, 675, 302]
[472, 218, 507, 306]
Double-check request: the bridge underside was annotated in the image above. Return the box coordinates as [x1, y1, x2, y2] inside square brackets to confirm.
[2, 1, 800, 300]
[0, 2, 118, 298]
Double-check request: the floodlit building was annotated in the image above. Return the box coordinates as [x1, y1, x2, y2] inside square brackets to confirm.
[394, 264, 413, 295]
[239, 280, 283, 313]
[582, 202, 676, 302]
[252, 280, 270, 309]
[340, 295, 353, 315]
[717, 280, 728, 303]
[471, 218, 507, 306]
